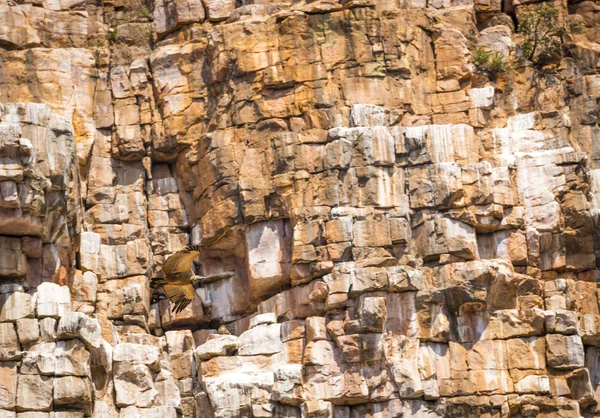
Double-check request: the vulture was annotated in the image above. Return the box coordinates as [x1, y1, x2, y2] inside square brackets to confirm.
[150, 245, 233, 314]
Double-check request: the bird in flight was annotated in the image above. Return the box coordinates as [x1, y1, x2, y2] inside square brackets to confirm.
[150, 245, 233, 314]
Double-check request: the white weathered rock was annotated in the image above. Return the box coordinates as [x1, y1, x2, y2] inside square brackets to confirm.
[20, 343, 56, 375]
[203, 0, 236, 21]
[54, 339, 90, 377]
[468, 86, 494, 109]
[246, 220, 292, 299]
[53, 376, 93, 413]
[118, 406, 178, 418]
[238, 323, 283, 356]
[350, 104, 386, 127]
[545, 310, 578, 335]
[0, 323, 19, 351]
[0, 361, 17, 409]
[165, 330, 194, 355]
[16, 318, 39, 346]
[35, 283, 71, 318]
[114, 363, 159, 408]
[546, 334, 585, 369]
[113, 343, 160, 366]
[249, 312, 277, 329]
[305, 317, 328, 342]
[39, 318, 57, 342]
[154, 0, 205, 36]
[16, 374, 53, 411]
[195, 335, 240, 361]
[56, 312, 101, 348]
[515, 375, 550, 394]
[0, 291, 33, 321]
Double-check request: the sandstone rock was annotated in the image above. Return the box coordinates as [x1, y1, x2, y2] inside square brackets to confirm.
[98, 275, 150, 319]
[54, 339, 90, 377]
[154, 0, 205, 36]
[192, 329, 218, 346]
[113, 343, 160, 367]
[305, 317, 328, 342]
[0, 291, 33, 321]
[0, 323, 19, 351]
[16, 318, 39, 346]
[249, 312, 277, 329]
[56, 313, 101, 349]
[238, 324, 283, 356]
[413, 217, 478, 261]
[0, 362, 17, 409]
[203, 0, 236, 21]
[53, 376, 93, 414]
[246, 220, 292, 299]
[118, 406, 178, 418]
[39, 318, 57, 343]
[165, 330, 194, 354]
[546, 334, 585, 370]
[16, 374, 53, 412]
[0, 1, 599, 415]
[70, 270, 97, 304]
[0, 238, 26, 277]
[35, 283, 71, 319]
[505, 337, 546, 370]
[171, 350, 195, 380]
[113, 362, 159, 408]
[20, 344, 56, 376]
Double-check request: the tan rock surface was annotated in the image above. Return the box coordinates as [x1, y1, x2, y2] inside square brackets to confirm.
[0, 0, 600, 416]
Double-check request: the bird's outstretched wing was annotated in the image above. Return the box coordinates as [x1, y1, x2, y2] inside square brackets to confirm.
[162, 245, 202, 278]
[163, 284, 195, 314]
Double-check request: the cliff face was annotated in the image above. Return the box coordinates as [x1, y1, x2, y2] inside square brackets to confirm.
[1, 0, 600, 417]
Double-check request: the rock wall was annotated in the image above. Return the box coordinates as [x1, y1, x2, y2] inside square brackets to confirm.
[2, 0, 600, 417]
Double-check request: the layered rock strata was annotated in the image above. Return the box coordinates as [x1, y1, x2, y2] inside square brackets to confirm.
[1, 0, 600, 417]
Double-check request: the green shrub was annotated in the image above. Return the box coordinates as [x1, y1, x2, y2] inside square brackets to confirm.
[518, 3, 585, 66]
[106, 27, 119, 43]
[471, 47, 491, 69]
[488, 51, 511, 73]
[471, 47, 511, 76]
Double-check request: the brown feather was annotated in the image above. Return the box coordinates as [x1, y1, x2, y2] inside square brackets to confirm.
[163, 285, 195, 314]
[162, 247, 201, 278]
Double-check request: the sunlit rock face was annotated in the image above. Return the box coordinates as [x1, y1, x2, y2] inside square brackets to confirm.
[1, 0, 600, 417]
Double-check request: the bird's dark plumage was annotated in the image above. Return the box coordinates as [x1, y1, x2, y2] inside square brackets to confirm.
[151, 245, 203, 314]
[151, 243, 235, 314]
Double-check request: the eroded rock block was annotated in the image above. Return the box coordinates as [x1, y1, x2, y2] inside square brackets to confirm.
[413, 217, 478, 261]
[246, 220, 292, 298]
[16, 374, 53, 412]
[56, 312, 101, 349]
[0, 361, 17, 409]
[546, 334, 585, 370]
[0, 291, 33, 321]
[36, 282, 71, 318]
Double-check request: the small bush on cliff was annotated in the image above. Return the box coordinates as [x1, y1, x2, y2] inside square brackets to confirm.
[471, 47, 491, 69]
[106, 27, 119, 43]
[518, 4, 584, 66]
[488, 52, 510, 73]
[471, 47, 512, 76]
